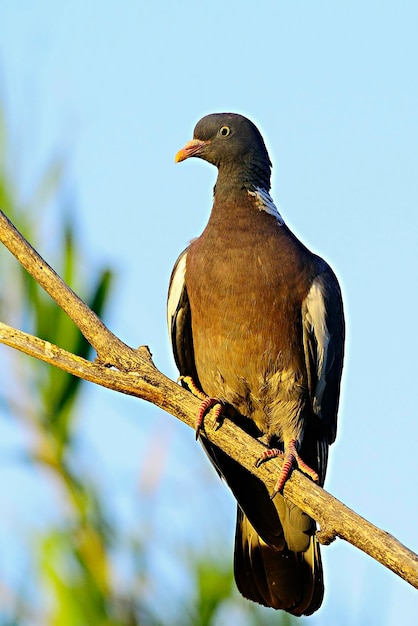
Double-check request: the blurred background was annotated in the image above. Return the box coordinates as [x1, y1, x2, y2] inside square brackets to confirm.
[0, 1, 417, 624]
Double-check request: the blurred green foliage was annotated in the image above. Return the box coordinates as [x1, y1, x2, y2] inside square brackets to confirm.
[0, 105, 299, 625]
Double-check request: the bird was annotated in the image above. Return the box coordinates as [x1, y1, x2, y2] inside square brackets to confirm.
[167, 113, 345, 616]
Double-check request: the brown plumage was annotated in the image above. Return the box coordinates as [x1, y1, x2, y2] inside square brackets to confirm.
[167, 113, 345, 615]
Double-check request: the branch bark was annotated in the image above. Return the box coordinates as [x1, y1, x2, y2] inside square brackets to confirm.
[1, 209, 417, 590]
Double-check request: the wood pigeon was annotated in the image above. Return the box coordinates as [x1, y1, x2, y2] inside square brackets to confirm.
[167, 113, 345, 616]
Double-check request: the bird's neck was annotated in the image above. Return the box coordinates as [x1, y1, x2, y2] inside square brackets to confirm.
[214, 161, 271, 197]
[208, 183, 284, 229]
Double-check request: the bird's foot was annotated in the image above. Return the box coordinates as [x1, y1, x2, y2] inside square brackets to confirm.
[194, 397, 223, 440]
[179, 376, 223, 439]
[255, 439, 319, 498]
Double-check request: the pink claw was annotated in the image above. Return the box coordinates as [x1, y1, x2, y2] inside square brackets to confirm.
[256, 439, 319, 498]
[179, 376, 223, 438]
[195, 397, 223, 439]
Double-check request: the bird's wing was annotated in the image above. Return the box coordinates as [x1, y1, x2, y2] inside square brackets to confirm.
[302, 266, 345, 484]
[167, 246, 199, 383]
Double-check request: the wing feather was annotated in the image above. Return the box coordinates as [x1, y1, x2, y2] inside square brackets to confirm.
[302, 269, 345, 482]
[167, 247, 199, 382]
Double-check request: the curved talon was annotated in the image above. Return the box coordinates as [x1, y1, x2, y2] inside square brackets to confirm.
[256, 439, 319, 498]
[255, 447, 283, 468]
[195, 397, 223, 439]
[212, 404, 224, 431]
[178, 376, 224, 438]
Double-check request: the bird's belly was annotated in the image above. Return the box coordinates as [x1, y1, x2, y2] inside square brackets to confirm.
[191, 296, 307, 439]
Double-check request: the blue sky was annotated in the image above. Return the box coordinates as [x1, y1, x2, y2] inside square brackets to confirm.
[1, 1, 417, 623]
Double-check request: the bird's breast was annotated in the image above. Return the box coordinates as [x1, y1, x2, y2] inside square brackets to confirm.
[186, 215, 313, 432]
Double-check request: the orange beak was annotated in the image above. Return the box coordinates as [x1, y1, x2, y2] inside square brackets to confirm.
[175, 139, 208, 163]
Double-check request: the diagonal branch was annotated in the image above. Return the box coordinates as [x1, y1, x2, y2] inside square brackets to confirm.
[0, 210, 148, 372]
[0, 209, 417, 590]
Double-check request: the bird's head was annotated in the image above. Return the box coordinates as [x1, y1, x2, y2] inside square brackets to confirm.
[175, 113, 272, 192]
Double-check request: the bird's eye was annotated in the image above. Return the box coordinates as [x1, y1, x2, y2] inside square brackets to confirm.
[219, 126, 231, 137]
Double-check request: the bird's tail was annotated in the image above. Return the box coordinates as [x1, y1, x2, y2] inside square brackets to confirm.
[234, 507, 324, 616]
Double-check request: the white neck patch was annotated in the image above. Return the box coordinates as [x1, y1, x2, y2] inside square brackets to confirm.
[247, 187, 284, 224]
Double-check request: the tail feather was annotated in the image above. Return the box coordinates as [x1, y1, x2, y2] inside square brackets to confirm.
[200, 439, 324, 615]
[234, 507, 324, 616]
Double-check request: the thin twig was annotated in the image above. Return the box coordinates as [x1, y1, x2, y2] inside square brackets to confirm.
[0, 210, 149, 371]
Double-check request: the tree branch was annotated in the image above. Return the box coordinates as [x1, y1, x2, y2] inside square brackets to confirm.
[0, 210, 148, 372]
[1, 209, 417, 590]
